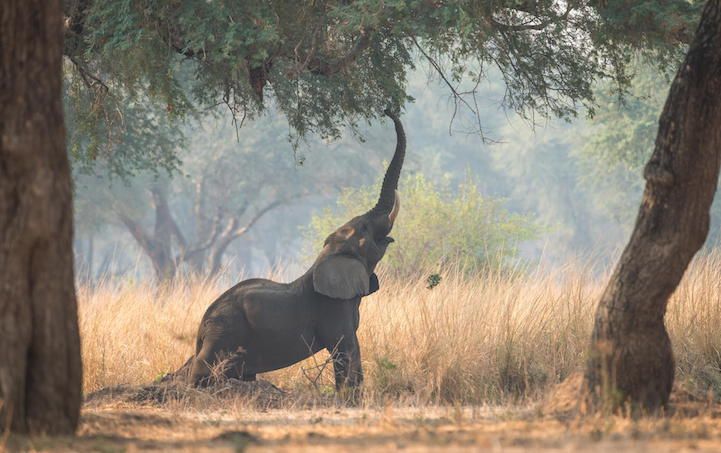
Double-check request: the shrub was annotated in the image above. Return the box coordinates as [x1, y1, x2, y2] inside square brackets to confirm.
[305, 173, 537, 277]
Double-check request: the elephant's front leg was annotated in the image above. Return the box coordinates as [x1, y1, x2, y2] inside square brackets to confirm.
[327, 332, 363, 391]
[318, 301, 363, 399]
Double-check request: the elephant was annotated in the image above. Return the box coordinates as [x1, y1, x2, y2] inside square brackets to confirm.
[185, 109, 406, 392]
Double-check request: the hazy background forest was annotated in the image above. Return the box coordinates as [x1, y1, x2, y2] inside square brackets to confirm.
[69, 59, 713, 282]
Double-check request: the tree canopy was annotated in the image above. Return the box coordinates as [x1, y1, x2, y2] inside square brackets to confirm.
[62, 0, 701, 174]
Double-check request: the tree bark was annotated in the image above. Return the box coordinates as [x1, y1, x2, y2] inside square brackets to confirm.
[149, 184, 179, 280]
[117, 184, 179, 281]
[0, 0, 82, 434]
[585, 0, 721, 412]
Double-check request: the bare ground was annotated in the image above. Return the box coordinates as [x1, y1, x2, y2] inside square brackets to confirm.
[7, 380, 721, 452]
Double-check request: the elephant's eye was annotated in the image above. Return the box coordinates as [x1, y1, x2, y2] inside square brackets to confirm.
[335, 227, 355, 240]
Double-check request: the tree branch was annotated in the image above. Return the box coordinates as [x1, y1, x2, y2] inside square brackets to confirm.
[116, 211, 155, 258]
[229, 202, 281, 239]
[173, 212, 219, 264]
[205, 193, 308, 275]
[411, 36, 493, 142]
[66, 55, 109, 94]
[303, 29, 372, 77]
[489, 16, 551, 31]
[228, 194, 307, 240]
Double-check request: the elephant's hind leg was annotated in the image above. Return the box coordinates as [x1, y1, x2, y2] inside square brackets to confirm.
[190, 326, 252, 386]
[189, 351, 213, 387]
[190, 333, 225, 386]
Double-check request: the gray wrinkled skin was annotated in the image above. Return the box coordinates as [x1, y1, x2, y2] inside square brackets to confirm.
[188, 110, 406, 392]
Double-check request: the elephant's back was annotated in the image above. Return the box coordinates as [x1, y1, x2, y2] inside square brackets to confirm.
[201, 278, 285, 319]
[217, 278, 283, 300]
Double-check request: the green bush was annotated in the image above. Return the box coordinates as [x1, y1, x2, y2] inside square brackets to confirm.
[306, 173, 537, 277]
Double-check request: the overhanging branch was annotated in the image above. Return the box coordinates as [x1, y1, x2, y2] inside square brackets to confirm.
[411, 36, 493, 142]
[305, 30, 372, 77]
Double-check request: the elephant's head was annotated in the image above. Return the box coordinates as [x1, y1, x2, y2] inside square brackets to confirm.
[312, 110, 405, 300]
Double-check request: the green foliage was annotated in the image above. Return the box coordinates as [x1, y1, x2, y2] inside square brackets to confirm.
[64, 61, 185, 177]
[153, 372, 170, 384]
[426, 273, 442, 290]
[593, 1, 703, 58]
[306, 173, 537, 276]
[580, 62, 670, 176]
[62, 0, 701, 174]
[575, 58, 721, 245]
[573, 62, 671, 225]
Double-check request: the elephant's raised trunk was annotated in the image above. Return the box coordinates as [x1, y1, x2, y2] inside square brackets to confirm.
[369, 109, 405, 216]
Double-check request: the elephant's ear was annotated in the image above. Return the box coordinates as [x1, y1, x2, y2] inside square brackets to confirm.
[368, 273, 380, 295]
[313, 255, 370, 300]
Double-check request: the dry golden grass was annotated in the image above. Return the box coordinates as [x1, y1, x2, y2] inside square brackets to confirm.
[79, 252, 721, 406]
[7, 252, 714, 451]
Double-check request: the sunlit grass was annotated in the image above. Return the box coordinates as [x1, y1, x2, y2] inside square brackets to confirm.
[78, 253, 721, 405]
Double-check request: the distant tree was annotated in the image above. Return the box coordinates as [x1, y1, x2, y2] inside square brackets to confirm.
[115, 178, 296, 280]
[576, 60, 721, 245]
[489, 124, 600, 258]
[73, 188, 107, 281]
[74, 114, 387, 280]
[0, 0, 81, 434]
[76, 124, 300, 280]
[576, 63, 672, 224]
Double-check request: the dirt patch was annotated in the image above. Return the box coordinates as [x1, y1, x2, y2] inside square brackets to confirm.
[541, 372, 721, 420]
[71, 403, 721, 452]
[7, 401, 721, 451]
[85, 378, 287, 409]
[541, 371, 586, 419]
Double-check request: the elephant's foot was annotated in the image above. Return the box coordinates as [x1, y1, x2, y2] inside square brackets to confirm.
[328, 340, 363, 404]
[333, 363, 364, 405]
[189, 358, 212, 387]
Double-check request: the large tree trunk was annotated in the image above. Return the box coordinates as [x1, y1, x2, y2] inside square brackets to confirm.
[585, 0, 721, 412]
[0, 0, 82, 434]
